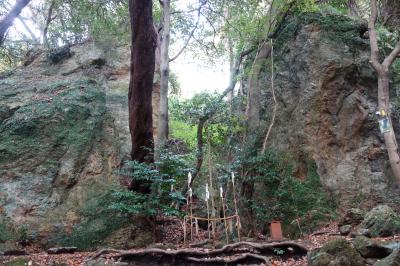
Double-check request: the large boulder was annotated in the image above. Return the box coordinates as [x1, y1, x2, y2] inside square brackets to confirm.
[308, 238, 364, 266]
[0, 42, 158, 250]
[264, 13, 400, 205]
[359, 205, 400, 237]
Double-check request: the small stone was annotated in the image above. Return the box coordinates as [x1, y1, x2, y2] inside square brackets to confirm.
[339, 225, 352, 235]
[340, 208, 365, 226]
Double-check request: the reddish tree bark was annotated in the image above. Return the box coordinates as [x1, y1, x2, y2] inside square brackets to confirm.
[0, 0, 31, 46]
[128, 0, 156, 163]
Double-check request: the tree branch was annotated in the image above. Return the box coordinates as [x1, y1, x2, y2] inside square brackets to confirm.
[169, 1, 206, 62]
[189, 47, 254, 186]
[368, 0, 383, 72]
[383, 40, 400, 68]
[0, 0, 31, 46]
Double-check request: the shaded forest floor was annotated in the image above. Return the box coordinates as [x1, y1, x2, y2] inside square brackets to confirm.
[0, 222, 337, 265]
[3, 222, 400, 266]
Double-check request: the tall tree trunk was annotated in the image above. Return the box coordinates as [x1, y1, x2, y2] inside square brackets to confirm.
[157, 0, 171, 143]
[128, 0, 156, 163]
[0, 0, 31, 46]
[369, 0, 400, 186]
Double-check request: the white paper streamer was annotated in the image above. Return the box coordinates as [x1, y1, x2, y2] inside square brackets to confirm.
[220, 186, 223, 198]
[189, 188, 193, 198]
[205, 183, 210, 201]
[231, 172, 235, 186]
[188, 172, 192, 188]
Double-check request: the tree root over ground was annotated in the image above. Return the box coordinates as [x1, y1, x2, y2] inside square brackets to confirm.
[87, 241, 308, 265]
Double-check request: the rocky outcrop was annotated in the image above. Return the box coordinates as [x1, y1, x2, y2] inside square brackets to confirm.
[0, 43, 156, 250]
[358, 205, 400, 237]
[263, 13, 400, 205]
[308, 238, 364, 266]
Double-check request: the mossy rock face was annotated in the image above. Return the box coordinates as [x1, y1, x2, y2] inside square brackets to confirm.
[0, 42, 155, 251]
[360, 205, 400, 237]
[275, 12, 368, 53]
[308, 238, 364, 266]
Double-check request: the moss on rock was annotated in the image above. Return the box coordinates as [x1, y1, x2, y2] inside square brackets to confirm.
[308, 238, 364, 266]
[275, 12, 368, 53]
[360, 205, 400, 237]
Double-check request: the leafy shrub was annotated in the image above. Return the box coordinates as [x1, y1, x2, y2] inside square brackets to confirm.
[235, 150, 336, 237]
[111, 158, 187, 219]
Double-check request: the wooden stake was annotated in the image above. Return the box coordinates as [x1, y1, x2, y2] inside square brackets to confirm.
[206, 188, 211, 239]
[207, 133, 216, 240]
[231, 172, 241, 241]
[183, 216, 187, 246]
[220, 188, 229, 244]
[195, 218, 199, 236]
[190, 189, 193, 241]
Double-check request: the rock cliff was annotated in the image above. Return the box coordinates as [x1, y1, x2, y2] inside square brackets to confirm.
[0, 43, 156, 251]
[264, 13, 400, 206]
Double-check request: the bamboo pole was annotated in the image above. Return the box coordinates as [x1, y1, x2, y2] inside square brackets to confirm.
[207, 132, 216, 239]
[206, 183, 211, 239]
[185, 214, 239, 221]
[183, 216, 187, 246]
[195, 218, 199, 236]
[231, 172, 241, 241]
[220, 187, 229, 244]
[189, 188, 193, 241]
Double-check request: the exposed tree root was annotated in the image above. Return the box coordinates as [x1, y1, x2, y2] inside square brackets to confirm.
[185, 253, 271, 264]
[87, 241, 307, 265]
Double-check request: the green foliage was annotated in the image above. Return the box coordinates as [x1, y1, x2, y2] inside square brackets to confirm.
[16, 224, 28, 245]
[376, 26, 400, 59]
[235, 150, 336, 236]
[44, 0, 129, 46]
[0, 223, 13, 243]
[170, 92, 227, 124]
[275, 12, 368, 53]
[294, 0, 318, 13]
[170, 119, 197, 149]
[111, 159, 187, 219]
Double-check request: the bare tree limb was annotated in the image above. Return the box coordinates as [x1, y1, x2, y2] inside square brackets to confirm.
[169, 1, 206, 62]
[262, 40, 277, 153]
[17, 16, 38, 43]
[383, 40, 400, 68]
[0, 0, 31, 46]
